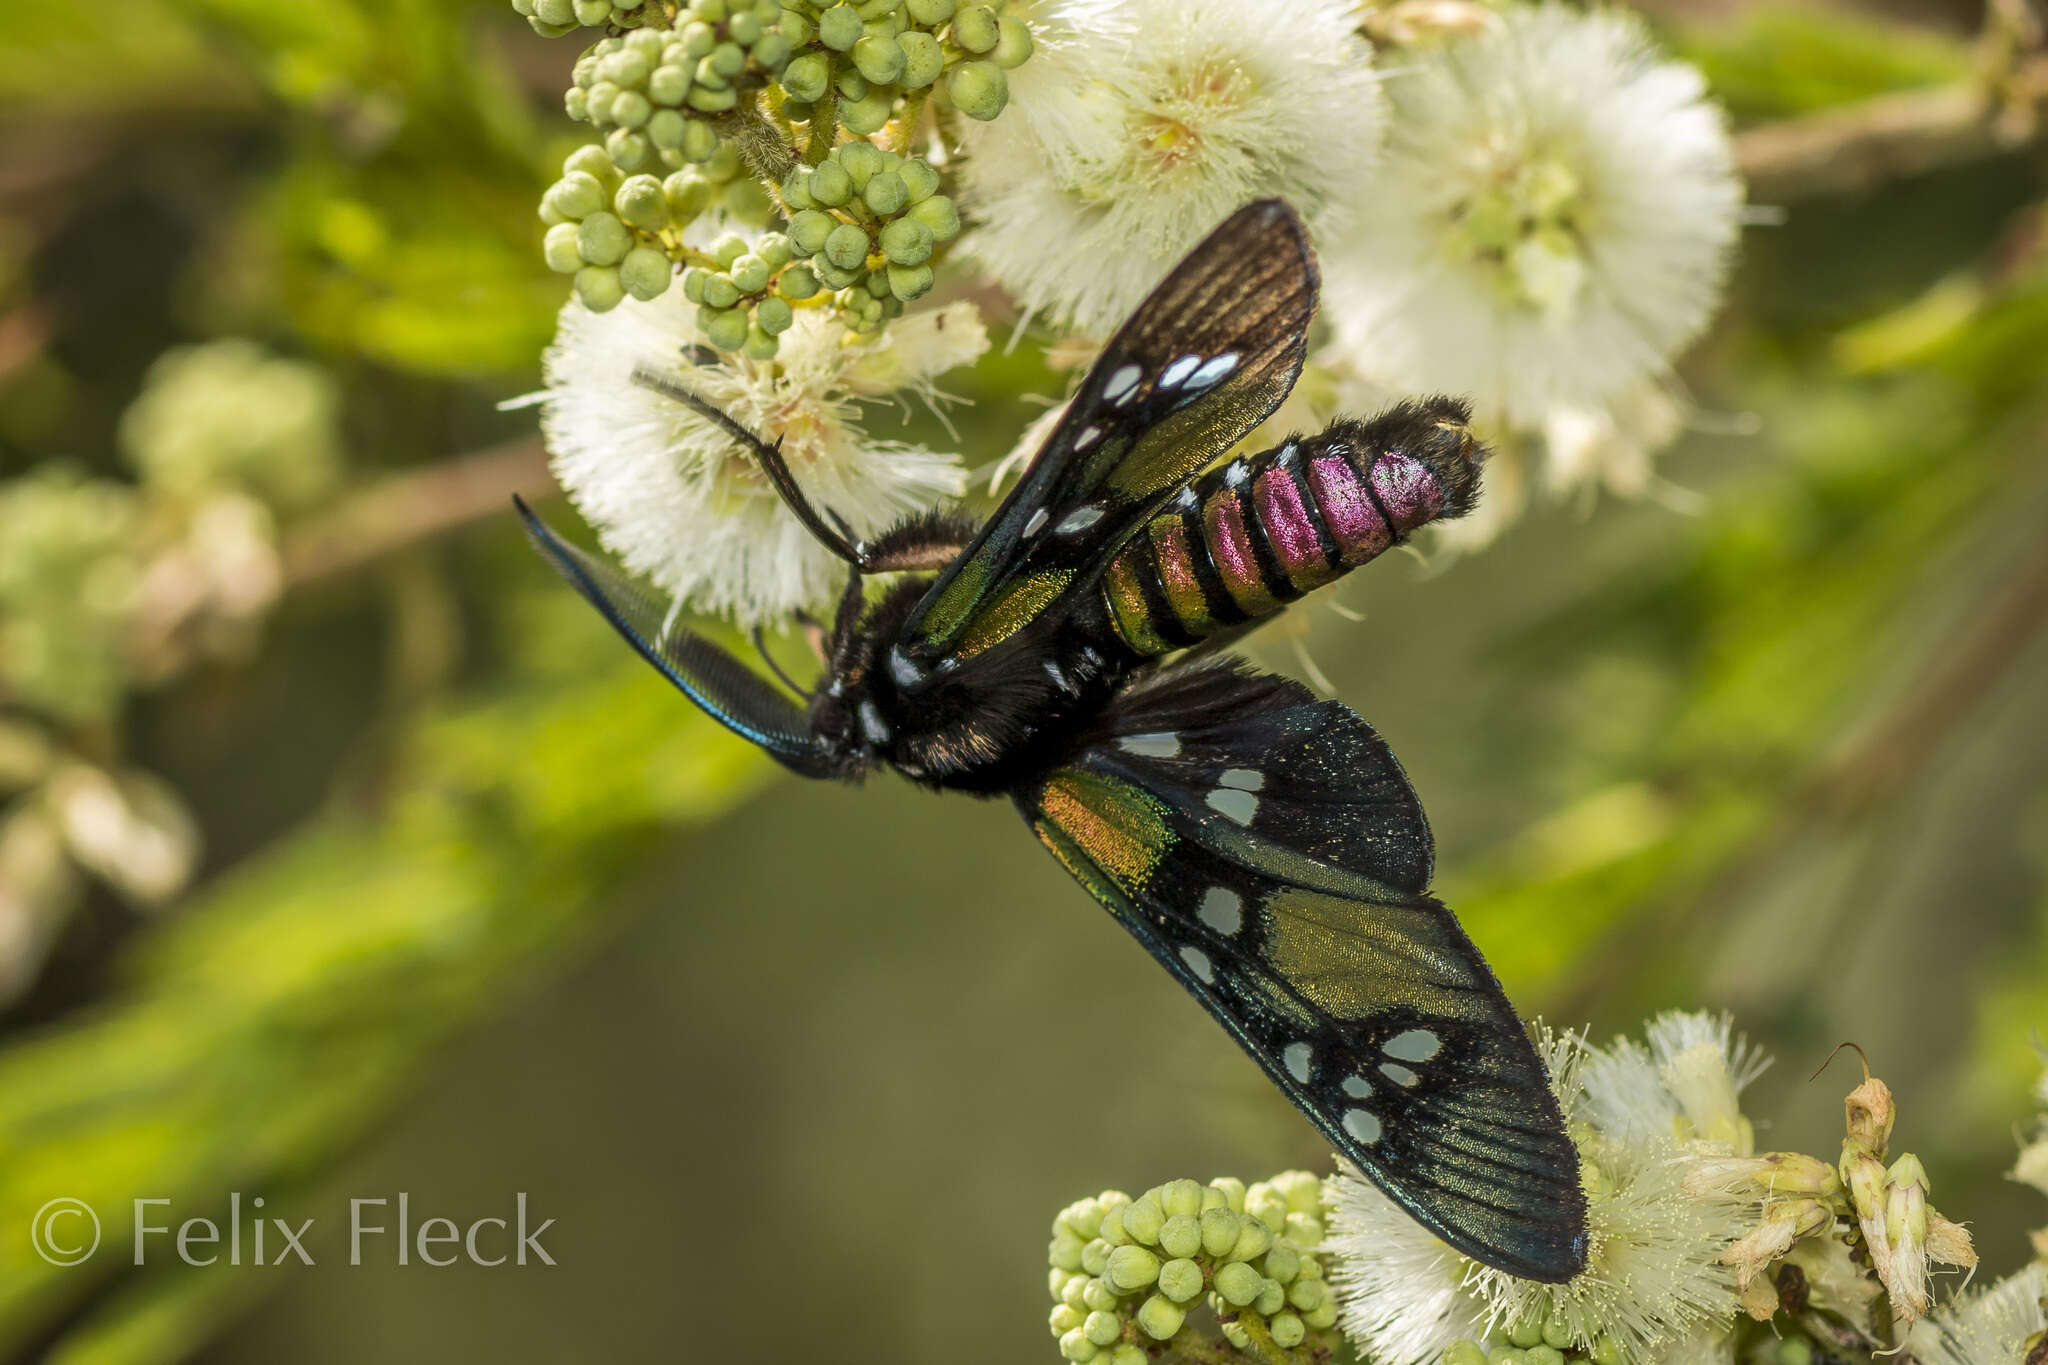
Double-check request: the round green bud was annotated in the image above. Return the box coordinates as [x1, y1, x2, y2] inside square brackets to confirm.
[1081, 1276, 1119, 1312]
[1198, 1208, 1240, 1258]
[1445, 1341, 1489, 1365]
[1508, 1318, 1544, 1350]
[1254, 1277, 1286, 1316]
[1228, 1217, 1271, 1263]
[564, 144, 615, 182]
[898, 156, 940, 202]
[729, 253, 771, 293]
[1306, 1298, 1338, 1330]
[1287, 1277, 1324, 1312]
[1110, 1348, 1144, 1365]
[908, 193, 960, 241]
[839, 89, 893, 134]
[1199, 1186, 1227, 1213]
[753, 32, 793, 70]
[1083, 1311, 1121, 1348]
[614, 174, 667, 230]
[535, 0, 576, 25]
[1097, 1207, 1133, 1248]
[836, 140, 884, 187]
[687, 84, 738, 112]
[865, 266, 894, 297]
[857, 0, 902, 19]
[669, 120, 713, 165]
[823, 222, 871, 269]
[620, 245, 672, 300]
[1050, 1304, 1083, 1336]
[1058, 1328, 1097, 1363]
[814, 260, 861, 290]
[709, 41, 746, 79]
[835, 67, 870, 101]
[529, 15, 579, 35]
[682, 266, 709, 302]
[664, 170, 712, 220]
[646, 109, 689, 148]
[992, 14, 1033, 68]
[946, 60, 1007, 119]
[1492, 1348, 1528, 1365]
[863, 169, 908, 214]
[543, 222, 585, 273]
[1209, 1178, 1247, 1212]
[1104, 1244, 1161, 1292]
[704, 142, 741, 182]
[576, 211, 632, 266]
[1285, 1213, 1324, 1245]
[952, 4, 999, 51]
[818, 3, 863, 49]
[574, 265, 625, 311]
[779, 10, 814, 44]
[605, 127, 652, 170]
[1525, 1349, 1564, 1365]
[904, 0, 954, 22]
[1262, 1242, 1300, 1284]
[694, 0, 727, 21]
[711, 232, 749, 268]
[565, 86, 590, 120]
[896, 30, 943, 87]
[1060, 1273, 1090, 1311]
[788, 209, 836, 254]
[701, 273, 742, 308]
[1270, 1313, 1307, 1350]
[1157, 1258, 1203, 1304]
[1134, 1295, 1185, 1342]
[1159, 1180, 1203, 1219]
[1081, 1239, 1119, 1281]
[548, 171, 608, 221]
[624, 25, 665, 57]
[649, 64, 692, 104]
[777, 264, 821, 299]
[744, 324, 778, 361]
[1156, 1214, 1200, 1260]
[878, 216, 932, 265]
[1541, 1316, 1572, 1351]
[587, 78, 621, 120]
[852, 33, 905, 84]
[1221, 1322, 1251, 1352]
[680, 19, 717, 55]
[782, 51, 830, 102]
[808, 159, 852, 206]
[1213, 1261, 1261, 1307]
[699, 306, 751, 351]
[729, 10, 762, 43]
[601, 49, 651, 89]
[1121, 1195, 1165, 1246]
[755, 232, 794, 269]
[610, 89, 652, 128]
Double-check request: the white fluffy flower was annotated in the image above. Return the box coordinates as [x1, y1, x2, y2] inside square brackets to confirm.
[1322, 5, 1741, 429]
[1581, 1011, 1769, 1156]
[535, 298, 984, 625]
[958, 0, 1385, 335]
[1908, 1263, 2048, 1365]
[1328, 1026, 1751, 1365]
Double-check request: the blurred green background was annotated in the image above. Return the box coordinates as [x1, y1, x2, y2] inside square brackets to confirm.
[2, 1, 2047, 1361]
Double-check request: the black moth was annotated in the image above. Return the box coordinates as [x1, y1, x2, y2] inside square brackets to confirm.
[517, 200, 1588, 1280]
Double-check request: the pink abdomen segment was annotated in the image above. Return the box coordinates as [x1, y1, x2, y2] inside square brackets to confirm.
[1094, 408, 1473, 658]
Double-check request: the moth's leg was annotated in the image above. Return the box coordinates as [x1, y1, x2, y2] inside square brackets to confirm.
[751, 625, 815, 699]
[791, 609, 831, 664]
[857, 512, 980, 572]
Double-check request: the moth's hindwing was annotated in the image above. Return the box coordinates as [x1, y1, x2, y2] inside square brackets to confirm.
[515, 497, 833, 775]
[901, 200, 1319, 661]
[1017, 662, 1589, 1282]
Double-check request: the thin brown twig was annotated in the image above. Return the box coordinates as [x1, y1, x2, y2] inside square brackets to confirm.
[279, 438, 556, 590]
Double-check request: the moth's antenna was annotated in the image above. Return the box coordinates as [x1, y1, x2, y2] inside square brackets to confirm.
[630, 365, 865, 567]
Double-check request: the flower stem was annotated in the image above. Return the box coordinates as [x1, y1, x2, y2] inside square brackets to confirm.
[804, 62, 840, 166]
[1229, 1313, 1295, 1365]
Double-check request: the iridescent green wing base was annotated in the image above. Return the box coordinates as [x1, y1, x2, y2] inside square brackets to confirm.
[901, 200, 1319, 661]
[1016, 663, 1588, 1282]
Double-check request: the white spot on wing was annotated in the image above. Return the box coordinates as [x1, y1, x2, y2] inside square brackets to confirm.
[1197, 887, 1242, 935]
[1383, 1029, 1441, 1062]
[887, 646, 921, 689]
[1179, 946, 1215, 983]
[1073, 425, 1102, 451]
[1118, 732, 1182, 758]
[1158, 354, 1201, 389]
[1206, 788, 1259, 825]
[1056, 506, 1104, 535]
[1023, 508, 1048, 538]
[1282, 1043, 1312, 1083]
[1102, 363, 1142, 401]
[1342, 1075, 1373, 1099]
[1188, 353, 1239, 389]
[1218, 768, 1264, 792]
[1379, 1061, 1419, 1087]
[1343, 1108, 1383, 1145]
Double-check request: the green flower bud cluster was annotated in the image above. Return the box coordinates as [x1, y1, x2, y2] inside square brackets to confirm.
[775, 0, 1033, 134]
[680, 229, 807, 358]
[567, 4, 797, 174]
[0, 468, 143, 725]
[1044, 1174, 1335, 1364]
[780, 141, 958, 329]
[1440, 1299, 1628, 1365]
[510, 0, 659, 39]
[540, 143, 767, 312]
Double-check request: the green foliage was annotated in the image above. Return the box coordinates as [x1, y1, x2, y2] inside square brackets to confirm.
[1674, 4, 1974, 122]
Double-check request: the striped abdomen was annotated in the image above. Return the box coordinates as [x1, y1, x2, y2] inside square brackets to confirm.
[1094, 399, 1482, 657]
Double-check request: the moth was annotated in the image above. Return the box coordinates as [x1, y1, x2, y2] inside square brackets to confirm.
[517, 199, 1589, 1281]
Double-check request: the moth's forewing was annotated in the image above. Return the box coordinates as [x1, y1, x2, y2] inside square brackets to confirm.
[1018, 662, 1588, 1282]
[901, 200, 1319, 661]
